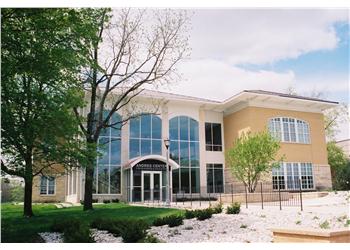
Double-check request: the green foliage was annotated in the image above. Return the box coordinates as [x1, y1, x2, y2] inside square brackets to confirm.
[51, 218, 93, 243]
[153, 215, 184, 227]
[184, 209, 197, 219]
[211, 203, 223, 214]
[240, 224, 247, 228]
[1, 8, 104, 216]
[196, 208, 213, 221]
[226, 131, 282, 192]
[319, 220, 330, 229]
[119, 219, 149, 243]
[226, 202, 241, 214]
[327, 142, 350, 190]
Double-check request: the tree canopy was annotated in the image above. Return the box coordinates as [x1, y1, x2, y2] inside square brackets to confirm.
[226, 131, 282, 192]
[1, 8, 102, 216]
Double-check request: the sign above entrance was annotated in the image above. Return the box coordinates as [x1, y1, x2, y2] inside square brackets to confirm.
[134, 159, 167, 171]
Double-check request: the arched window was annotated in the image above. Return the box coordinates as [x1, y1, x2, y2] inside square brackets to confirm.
[94, 111, 122, 194]
[129, 114, 162, 158]
[169, 116, 200, 193]
[268, 117, 310, 144]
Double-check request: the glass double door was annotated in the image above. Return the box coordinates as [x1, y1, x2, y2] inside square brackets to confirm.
[141, 171, 162, 202]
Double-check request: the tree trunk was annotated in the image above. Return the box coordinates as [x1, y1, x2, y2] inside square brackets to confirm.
[23, 176, 33, 217]
[83, 163, 94, 211]
[83, 138, 97, 211]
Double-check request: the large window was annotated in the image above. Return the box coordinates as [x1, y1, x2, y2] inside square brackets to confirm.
[40, 176, 55, 195]
[268, 117, 310, 144]
[272, 162, 314, 190]
[205, 123, 222, 151]
[169, 116, 200, 193]
[207, 164, 224, 193]
[94, 111, 122, 194]
[129, 114, 162, 158]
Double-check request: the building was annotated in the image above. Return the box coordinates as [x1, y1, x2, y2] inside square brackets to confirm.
[336, 139, 350, 159]
[32, 89, 338, 203]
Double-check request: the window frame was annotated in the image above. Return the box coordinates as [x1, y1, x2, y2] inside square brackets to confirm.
[205, 122, 223, 151]
[169, 116, 200, 194]
[129, 114, 162, 159]
[206, 163, 224, 193]
[272, 162, 314, 190]
[95, 112, 122, 195]
[268, 117, 311, 144]
[40, 176, 56, 196]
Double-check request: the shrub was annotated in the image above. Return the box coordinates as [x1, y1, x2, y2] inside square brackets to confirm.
[196, 208, 213, 221]
[103, 199, 111, 204]
[211, 203, 223, 214]
[153, 215, 184, 227]
[112, 198, 119, 203]
[319, 220, 330, 229]
[91, 218, 126, 236]
[92, 198, 99, 203]
[226, 202, 241, 214]
[185, 209, 197, 219]
[52, 218, 93, 243]
[120, 219, 149, 243]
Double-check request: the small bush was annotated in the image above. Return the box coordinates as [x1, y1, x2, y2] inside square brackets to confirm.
[196, 208, 213, 221]
[103, 199, 111, 204]
[112, 198, 119, 203]
[184, 210, 197, 219]
[92, 198, 99, 203]
[319, 220, 330, 229]
[153, 215, 184, 227]
[120, 219, 149, 243]
[91, 218, 126, 236]
[226, 202, 241, 214]
[52, 218, 93, 243]
[211, 203, 223, 214]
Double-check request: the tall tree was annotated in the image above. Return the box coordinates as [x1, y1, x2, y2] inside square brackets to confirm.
[327, 141, 349, 187]
[76, 9, 190, 210]
[226, 131, 282, 192]
[1, 8, 101, 217]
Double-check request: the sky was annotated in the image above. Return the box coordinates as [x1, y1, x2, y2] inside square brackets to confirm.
[156, 9, 350, 141]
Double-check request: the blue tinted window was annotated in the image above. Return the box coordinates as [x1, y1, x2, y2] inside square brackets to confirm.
[179, 116, 189, 141]
[129, 114, 162, 157]
[180, 141, 189, 167]
[99, 111, 110, 136]
[189, 118, 199, 141]
[111, 113, 121, 137]
[130, 117, 140, 138]
[141, 115, 151, 138]
[129, 139, 140, 158]
[169, 117, 178, 140]
[152, 140, 162, 155]
[152, 115, 162, 139]
[170, 140, 179, 164]
[110, 139, 121, 164]
[98, 137, 110, 165]
[190, 141, 199, 167]
[169, 116, 200, 193]
[141, 139, 151, 156]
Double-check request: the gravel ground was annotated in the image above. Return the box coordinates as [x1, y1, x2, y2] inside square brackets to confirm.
[39, 232, 64, 243]
[148, 191, 350, 243]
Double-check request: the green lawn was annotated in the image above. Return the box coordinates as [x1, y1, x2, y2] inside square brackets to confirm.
[1, 202, 183, 243]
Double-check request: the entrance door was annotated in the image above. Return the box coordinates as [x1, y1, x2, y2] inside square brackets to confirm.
[141, 171, 162, 202]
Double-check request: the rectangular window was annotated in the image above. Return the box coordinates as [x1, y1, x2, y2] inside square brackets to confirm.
[206, 164, 224, 193]
[40, 176, 55, 195]
[205, 123, 222, 151]
[272, 163, 314, 190]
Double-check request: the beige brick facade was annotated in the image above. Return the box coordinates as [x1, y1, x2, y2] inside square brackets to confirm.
[32, 174, 66, 203]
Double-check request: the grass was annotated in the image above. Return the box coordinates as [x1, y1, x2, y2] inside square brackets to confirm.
[1, 202, 183, 243]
